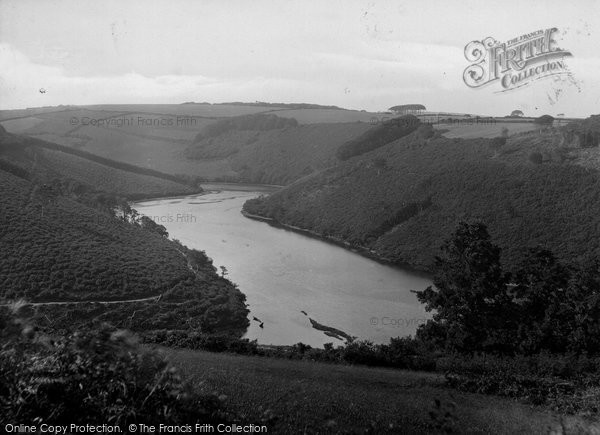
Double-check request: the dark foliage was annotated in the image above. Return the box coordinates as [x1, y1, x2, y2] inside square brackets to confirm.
[0, 169, 249, 335]
[335, 115, 420, 160]
[534, 115, 555, 127]
[243, 129, 600, 271]
[415, 222, 600, 355]
[529, 152, 543, 164]
[194, 113, 299, 142]
[186, 123, 370, 185]
[566, 114, 600, 148]
[0, 310, 232, 425]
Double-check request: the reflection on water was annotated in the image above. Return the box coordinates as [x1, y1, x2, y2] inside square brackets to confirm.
[134, 185, 432, 347]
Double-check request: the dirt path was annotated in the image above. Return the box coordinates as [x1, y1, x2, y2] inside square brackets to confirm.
[0, 295, 161, 307]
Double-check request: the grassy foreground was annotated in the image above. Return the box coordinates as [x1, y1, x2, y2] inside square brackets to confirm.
[164, 348, 599, 434]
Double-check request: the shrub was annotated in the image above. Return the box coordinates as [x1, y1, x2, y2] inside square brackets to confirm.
[0, 308, 233, 425]
[529, 152, 543, 164]
[534, 115, 555, 128]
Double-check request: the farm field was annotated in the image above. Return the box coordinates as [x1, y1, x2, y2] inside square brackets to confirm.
[266, 108, 382, 124]
[37, 148, 195, 196]
[434, 121, 539, 139]
[167, 348, 599, 434]
[81, 103, 282, 117]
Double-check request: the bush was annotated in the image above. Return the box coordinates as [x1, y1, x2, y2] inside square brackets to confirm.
[529, 152, 543, 164]
[439, 352, 600, 413]
[0, 308, 233, 425]
[534, 115, 555, 127]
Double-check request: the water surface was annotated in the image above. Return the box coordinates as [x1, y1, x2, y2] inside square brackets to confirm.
[134, 185, 432, 347]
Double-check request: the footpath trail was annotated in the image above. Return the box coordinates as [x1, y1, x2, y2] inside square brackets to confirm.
[0, 295, 162, 307]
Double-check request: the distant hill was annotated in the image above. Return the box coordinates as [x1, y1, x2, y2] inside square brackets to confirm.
[0, 127, 197, 199]
[217, 101, 346, 110]
[0, 105, 381, 182]
[186, 118, 371, 184]
[244, 118, 600, 271]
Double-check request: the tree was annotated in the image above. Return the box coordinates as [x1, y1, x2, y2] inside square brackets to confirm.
[413, 222, 514, 352]
[219, 266, 228, 278]
[389, 104, 426, 115]
[512, 248, 572, 353]
[510, 110, 524, 117]
[32, 183, 58, 217]
[139, 215, 169, 238]
[534, 115, 555, 129]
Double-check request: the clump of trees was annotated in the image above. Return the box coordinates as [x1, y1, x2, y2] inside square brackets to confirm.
[194, 114, 299, 142]
[534, 115, 555, 129]
[414, 222, 600, 355]
[566, 114, 600, 148]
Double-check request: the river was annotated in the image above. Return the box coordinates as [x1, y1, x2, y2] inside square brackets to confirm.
[133, 184, 432, 347]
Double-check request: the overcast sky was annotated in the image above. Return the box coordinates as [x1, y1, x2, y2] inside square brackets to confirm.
[1, 0, 598, 117]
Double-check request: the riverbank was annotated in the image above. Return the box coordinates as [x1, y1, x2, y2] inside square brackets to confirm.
[241, 210, 432, 278]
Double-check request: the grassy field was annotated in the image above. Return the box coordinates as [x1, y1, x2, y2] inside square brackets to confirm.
[166, 348, 599, 434]
[434, 122, 539, 139]
[266, 108, 381, 124]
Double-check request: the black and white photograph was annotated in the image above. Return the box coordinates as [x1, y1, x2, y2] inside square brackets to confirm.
[1, 0, 599, 433]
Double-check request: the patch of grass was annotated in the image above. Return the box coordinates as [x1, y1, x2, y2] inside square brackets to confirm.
[166, 348, 600, 434]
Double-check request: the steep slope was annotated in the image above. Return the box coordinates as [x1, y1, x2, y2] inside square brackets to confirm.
[187, 122, 371, 184]
[244, 125, 600, 271]
[0, 163, 248, 335]
[0, 126, 197, 198]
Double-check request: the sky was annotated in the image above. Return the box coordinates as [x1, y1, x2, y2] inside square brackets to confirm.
[0, 0, 598, 117]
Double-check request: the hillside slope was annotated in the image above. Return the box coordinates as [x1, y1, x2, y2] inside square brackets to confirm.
[1, 105, 382, 184]
[244, 125, 600, 271]
[168, 348, 597, 434]
[0, 166, 248, 335]
[187, 122, 371, 184]
[0, 125, 196, 198]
